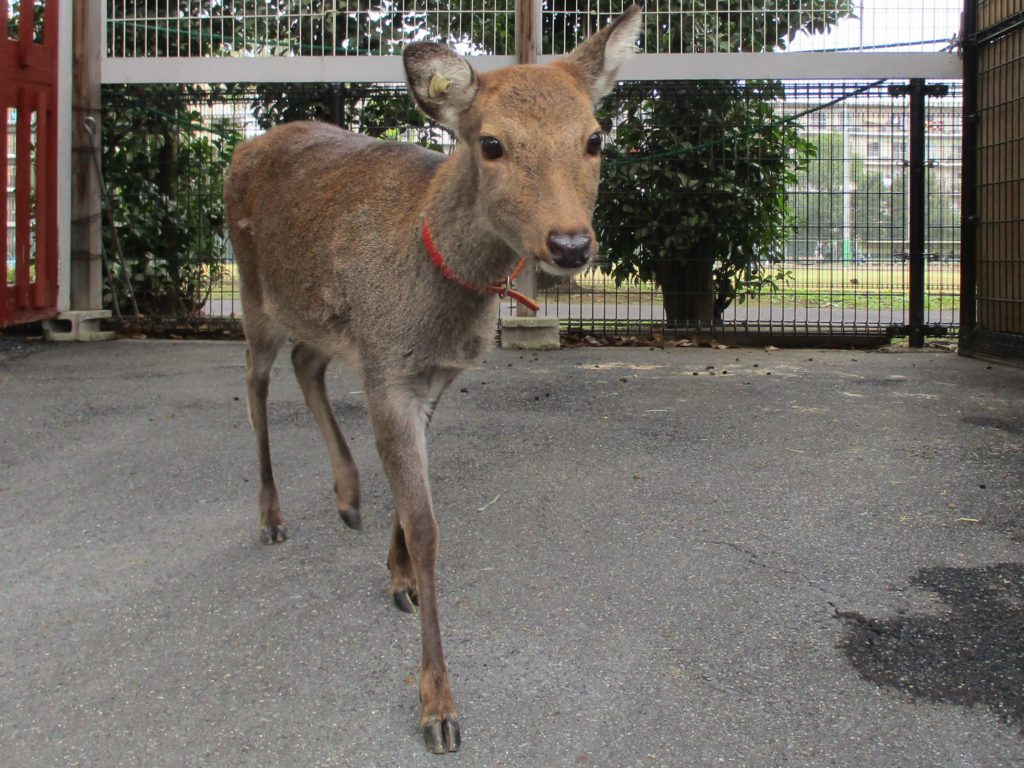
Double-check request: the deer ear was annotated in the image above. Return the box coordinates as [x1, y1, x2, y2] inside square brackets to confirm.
[404, 43, 479, 131]
[561, 5, 642, 104]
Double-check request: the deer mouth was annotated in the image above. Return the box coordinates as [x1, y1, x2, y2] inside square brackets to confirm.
[535, 230, 595, 275]
[537, 254, 593, 276]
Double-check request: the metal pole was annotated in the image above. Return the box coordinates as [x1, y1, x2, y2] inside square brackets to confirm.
[513, 0, 538, 317]
[907, 79, 927, 348]
[959, 0, 979, 337]
[888, 80, 949, 346]
[330, 83, 347, 128]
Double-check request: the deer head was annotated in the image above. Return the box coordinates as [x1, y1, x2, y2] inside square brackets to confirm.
[404, 6, 642, 275]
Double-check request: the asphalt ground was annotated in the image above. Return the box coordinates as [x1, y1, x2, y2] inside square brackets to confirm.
[1, 339, 1022, 767]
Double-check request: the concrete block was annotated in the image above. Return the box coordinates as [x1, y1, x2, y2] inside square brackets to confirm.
[500, 316, 561, 350]
[43, 310, 117, 342]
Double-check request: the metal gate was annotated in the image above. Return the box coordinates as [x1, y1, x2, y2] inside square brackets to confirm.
[961, 0, 1024, 361]
[1, 0, 59, 328]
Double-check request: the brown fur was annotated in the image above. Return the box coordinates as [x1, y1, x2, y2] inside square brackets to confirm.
[223, 6, 641, 754]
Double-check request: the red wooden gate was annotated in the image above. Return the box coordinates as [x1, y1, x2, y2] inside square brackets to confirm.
[1, 1, 59, 328]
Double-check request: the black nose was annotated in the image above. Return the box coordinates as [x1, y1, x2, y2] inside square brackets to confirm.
[547, 232, 593, 269]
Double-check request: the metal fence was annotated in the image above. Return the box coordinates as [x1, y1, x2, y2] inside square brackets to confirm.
[105, 0, 517, 57]
[103, 1, 961, 57]
[98, 1, 965, 345]
[101, 77, 961, 342]
[960, 0, 1024, 362]
[552, 79, 961, 342]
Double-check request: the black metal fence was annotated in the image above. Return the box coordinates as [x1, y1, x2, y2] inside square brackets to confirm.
[100, 78, 962, 344]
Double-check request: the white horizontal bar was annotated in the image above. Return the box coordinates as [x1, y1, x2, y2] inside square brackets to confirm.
[610, 52, 963, 81]
[102, 55, 516, 84]
[102, 52, 962, 85]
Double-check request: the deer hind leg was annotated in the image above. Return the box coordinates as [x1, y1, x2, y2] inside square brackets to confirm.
[388, 514, 417, 612]
[367, 384, 460, 753]
[290, 342, 361, 530]
[244, 325, 287, 544]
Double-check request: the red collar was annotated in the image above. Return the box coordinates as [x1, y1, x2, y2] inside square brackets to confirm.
[422, 220, 541, 313]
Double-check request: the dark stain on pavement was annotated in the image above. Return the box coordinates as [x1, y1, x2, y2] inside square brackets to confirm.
[837, 563, 1024, 729]
[0, 335, 45, 366]
[962, 415, 1024, 437]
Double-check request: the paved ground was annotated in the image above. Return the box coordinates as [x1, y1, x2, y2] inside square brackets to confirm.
[1, 338, 1022, 767]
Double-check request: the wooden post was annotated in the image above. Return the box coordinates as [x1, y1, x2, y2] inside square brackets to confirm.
[70, 0, 103, 310]
[514, 0, 538, 316]
[516, 0, 537, 65]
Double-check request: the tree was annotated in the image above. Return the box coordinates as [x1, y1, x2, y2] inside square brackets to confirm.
[102, 86, 243, 314]
[6, 1, 45, 40]
[591, 1, 853, 327]
[598, 81, 813, 324]
[229, 0, 521, 138]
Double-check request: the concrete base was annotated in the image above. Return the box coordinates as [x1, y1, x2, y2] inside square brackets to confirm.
[500, 316, 561, 350]
[43, 310, 117, 342]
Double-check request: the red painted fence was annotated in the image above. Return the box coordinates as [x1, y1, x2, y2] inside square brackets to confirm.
[1, 0, 59, 328]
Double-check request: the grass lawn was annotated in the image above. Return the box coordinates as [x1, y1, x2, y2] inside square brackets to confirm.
[786, 262, 960, 311]
[550, 261, 960, 312]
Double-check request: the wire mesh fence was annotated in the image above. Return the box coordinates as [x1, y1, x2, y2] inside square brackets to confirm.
[541, 0, 961, 54]
[105, 0, 517, 57]
[100, 78, 961, 341]
[103, 1, 961, 58]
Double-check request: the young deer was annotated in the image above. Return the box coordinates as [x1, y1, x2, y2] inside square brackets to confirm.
[223, 6, 641, 754]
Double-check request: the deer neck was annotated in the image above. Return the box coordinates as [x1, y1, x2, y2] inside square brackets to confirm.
[422, 146, 522, 292]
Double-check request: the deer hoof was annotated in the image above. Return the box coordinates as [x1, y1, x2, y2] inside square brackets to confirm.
[393, 588, 418, 613]
[339, 506, 362, 530]
[259, 525, 288, 544]
[422, 716, 461, 754]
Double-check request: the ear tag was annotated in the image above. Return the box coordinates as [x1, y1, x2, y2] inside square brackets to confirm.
[428, 73, 452, 99]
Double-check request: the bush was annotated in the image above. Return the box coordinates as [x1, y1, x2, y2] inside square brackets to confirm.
[101, 86, 243, 316]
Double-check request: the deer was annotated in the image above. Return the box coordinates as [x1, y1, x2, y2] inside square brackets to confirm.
[223, 5, 642, 754]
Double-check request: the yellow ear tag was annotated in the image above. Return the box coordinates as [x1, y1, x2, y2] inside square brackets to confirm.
[428, 73, 452, 99]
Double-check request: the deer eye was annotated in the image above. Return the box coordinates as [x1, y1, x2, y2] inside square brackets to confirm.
[586, 132, 603, 156]
[480, 136, 504, 160]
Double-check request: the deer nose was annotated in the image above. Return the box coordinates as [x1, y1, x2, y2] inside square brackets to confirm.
[547, 231, 593, 270]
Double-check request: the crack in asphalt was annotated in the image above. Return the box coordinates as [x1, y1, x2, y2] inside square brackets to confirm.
[709, 539, 854, 608]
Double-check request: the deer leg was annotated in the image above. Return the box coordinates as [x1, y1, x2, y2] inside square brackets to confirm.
[367, 386, 460, 753]
[244, 332, 286, 544]
[387, 380, 447, 614]
[388, 514, 417, 612]
[290, 342, 362, 530]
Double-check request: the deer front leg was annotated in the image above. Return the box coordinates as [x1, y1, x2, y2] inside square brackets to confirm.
[368, 387, 460, 754]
